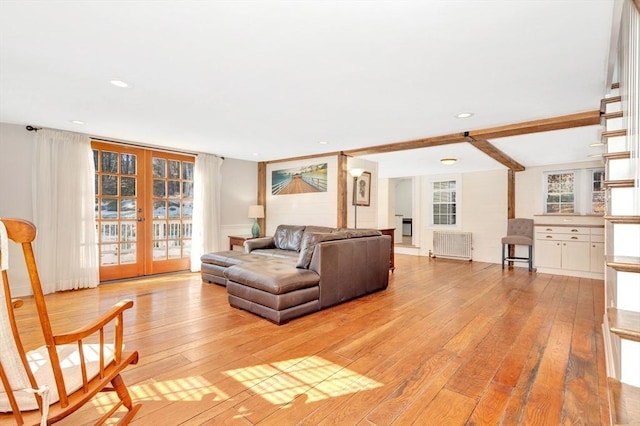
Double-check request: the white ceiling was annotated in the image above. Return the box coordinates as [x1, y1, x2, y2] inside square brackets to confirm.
[0, 1, 614, 178]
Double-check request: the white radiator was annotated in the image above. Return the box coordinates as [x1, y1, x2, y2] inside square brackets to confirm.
[433, 231, 472, 260]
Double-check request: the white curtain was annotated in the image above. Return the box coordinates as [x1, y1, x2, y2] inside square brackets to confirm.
[190, 153, 224, 272]
[32, 129, 99, 293]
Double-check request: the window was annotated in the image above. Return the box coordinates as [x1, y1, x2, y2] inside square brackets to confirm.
[432, 180, 456, 225]
[543, 168, 604, 215]
[591, 170, 605, 214]
[545, 171, 575, 213]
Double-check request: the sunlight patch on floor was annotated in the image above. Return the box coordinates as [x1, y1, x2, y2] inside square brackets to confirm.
[223, 355, 383, 405]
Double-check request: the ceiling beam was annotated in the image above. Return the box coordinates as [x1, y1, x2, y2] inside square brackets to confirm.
[342, 110, 600, 158]
[465, 137, 525, 171]
[343, 133, 468, 157]
[468, 110, 600, 140]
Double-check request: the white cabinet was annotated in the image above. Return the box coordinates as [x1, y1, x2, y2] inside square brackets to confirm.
[561, 240, 590, 271]
[535, 225, 604, 278]
[590, 228, 605, 273]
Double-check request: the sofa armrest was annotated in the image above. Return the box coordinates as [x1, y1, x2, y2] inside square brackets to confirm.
[244, 237, 276, 253]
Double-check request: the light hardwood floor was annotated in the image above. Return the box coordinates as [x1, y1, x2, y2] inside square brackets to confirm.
[12, 254, 610, 425]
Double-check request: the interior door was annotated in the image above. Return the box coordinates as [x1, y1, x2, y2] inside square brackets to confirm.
[93, 142, 195, 281]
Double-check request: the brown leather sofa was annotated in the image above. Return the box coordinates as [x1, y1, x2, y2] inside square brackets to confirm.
[219, 224, 391, 324]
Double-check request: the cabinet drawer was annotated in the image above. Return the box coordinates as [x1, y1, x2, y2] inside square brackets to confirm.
[591, 227, 605, 236]
[591, 234, 605, 243]
[536, 226, 591, 235]
[536, 233, 590, 242]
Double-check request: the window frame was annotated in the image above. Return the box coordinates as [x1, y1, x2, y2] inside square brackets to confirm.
[430, 177, 461, 227]
[542, 168, 605, 215]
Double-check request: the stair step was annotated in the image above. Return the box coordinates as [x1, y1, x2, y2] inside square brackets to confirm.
[601, 96, 623, 113]
[609, 378, 640, 426]
[604, 151, 631, 160]
[602, 111, 624, 123]
[604, 179, 636, 189]
[602, 129, 628, 143]
[608, 308, 640, 342]
[606, 255, 640, 273]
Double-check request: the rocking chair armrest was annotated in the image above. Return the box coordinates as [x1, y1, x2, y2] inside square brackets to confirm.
[53, 299, 134, 345]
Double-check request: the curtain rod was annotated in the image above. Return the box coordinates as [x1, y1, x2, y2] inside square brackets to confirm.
[25, 125, 223, 159]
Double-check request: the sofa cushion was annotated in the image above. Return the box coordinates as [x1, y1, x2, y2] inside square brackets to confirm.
[273, 225, 306, 251]
[224, 260, 320, 294]
[296, 231, 348, 269]
[250, 248, 299, 259]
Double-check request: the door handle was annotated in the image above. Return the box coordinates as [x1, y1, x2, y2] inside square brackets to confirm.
[137, 217, 144, 222]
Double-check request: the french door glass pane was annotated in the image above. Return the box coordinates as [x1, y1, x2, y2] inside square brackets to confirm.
[183, 162, 194, 180]
[120, 243, 136, 264]
[153, 179, 166, 197]
[153, 158, 166, 177]
[102, 152, 118, 173]
[121, 177, 136, 196]
[121, 154, 136, 174]
[101, 199, 118, 219]
[168, 160, 180, 178]
[102, 175, 118, 195]
[121, 199, 136, 219]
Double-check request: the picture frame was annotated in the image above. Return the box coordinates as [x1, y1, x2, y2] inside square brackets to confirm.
[353, 171, 371, 206]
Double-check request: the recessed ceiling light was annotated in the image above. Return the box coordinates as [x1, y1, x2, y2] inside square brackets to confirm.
[589, 142, 604, 147]
[319, 141, 328, 145]
[456, 112, 474, 119]
[252, 153, 259, 157]
[440, 158, 457, 165]
[70, 120, 86, 125]
[110, 80, 129, 88]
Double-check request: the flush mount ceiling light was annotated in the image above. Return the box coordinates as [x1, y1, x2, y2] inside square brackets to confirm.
[455, 112, 474, 119]
[440, 158, 457, 165]
[110, 80, 129, 88]
[589, 142, 604, 147]
[70, 120, 86, 125]
[318, 141, 328, 145]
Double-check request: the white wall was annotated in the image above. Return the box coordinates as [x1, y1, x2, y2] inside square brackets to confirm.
[347, 157, 378, 229]
[462, 169, 508, 263]
[0, 123, 35, 294]
[413, 170, 507, 263]
[219, 158, 258, 247]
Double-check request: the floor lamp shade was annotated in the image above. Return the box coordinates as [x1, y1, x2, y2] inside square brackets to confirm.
[248, 205, 264, 238]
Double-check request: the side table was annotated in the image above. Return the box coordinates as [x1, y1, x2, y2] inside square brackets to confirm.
[229, 235, 256, 251]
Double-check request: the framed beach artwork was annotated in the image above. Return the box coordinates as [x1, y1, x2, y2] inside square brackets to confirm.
[271, 162, 328, 195]
[353, 171, 371, 206]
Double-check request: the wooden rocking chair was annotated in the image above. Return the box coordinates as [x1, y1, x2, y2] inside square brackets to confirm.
[0, 218, 141, 425]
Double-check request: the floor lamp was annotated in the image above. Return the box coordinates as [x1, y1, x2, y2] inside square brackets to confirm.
[349, 168, 364, 229]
